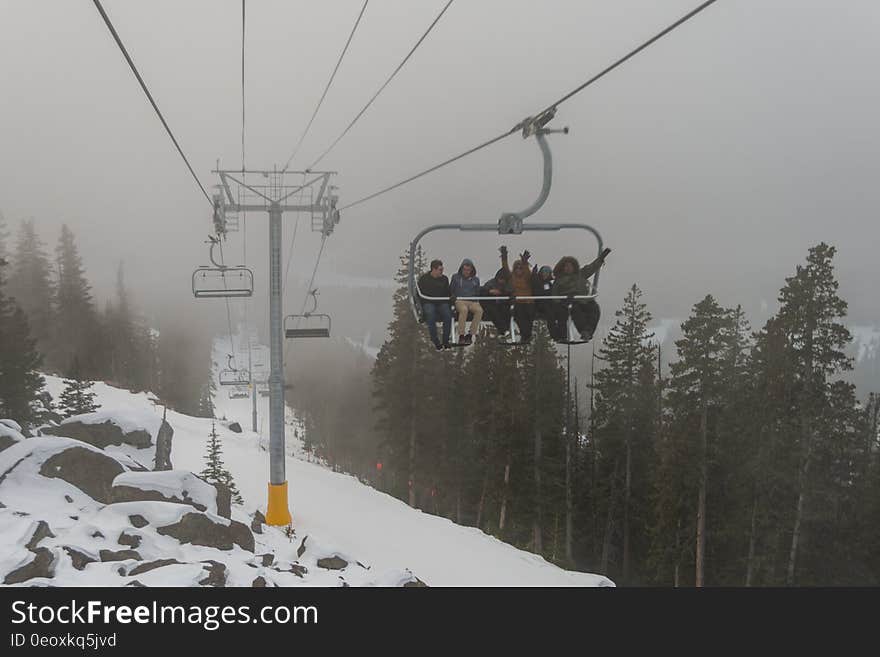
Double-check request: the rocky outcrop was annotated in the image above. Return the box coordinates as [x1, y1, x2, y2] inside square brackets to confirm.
[38, 446, 126, 503]
[99, 549, 142, 562]
[156, 512, 254, 552]
[25, 521, 56, 550]
[198, 561, 227, 587]
[63, 547, 97, 571]
[43, 420, 151, 450]
[128, 559, 183, 577]
[153, 417, 173, 471]
[110, 471, 218, 514]
[317, 556, 348, 571]
[4, 548, 55, 584]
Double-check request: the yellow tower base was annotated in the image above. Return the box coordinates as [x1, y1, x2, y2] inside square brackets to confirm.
[265, 481, 292, 526]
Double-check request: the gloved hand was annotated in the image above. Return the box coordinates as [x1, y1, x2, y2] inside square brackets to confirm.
[521, 250, 531, 262]
[499, 245, 508, 256]
[600, 247, 612, 260]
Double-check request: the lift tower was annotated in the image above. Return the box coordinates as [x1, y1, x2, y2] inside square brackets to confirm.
[212, 167, 339, 525]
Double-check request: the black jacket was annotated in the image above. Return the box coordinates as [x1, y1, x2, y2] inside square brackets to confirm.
[418, 272, 451, 300]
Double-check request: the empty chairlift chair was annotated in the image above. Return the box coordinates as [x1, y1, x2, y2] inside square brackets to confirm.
[284, 290, 331, 339]
[192, 236, 254, 299]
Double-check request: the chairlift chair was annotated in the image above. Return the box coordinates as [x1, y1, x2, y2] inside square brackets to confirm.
[228, 386, 250, 399]
[408, 116, 603, 347]
[191, 235, 254, 299]
[219, 354, 251, 386]
[284, 289, 331, 339]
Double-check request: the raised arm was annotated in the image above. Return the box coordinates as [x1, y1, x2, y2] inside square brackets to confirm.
[581, 247, 612, 278]
[499, 246, 511, 274]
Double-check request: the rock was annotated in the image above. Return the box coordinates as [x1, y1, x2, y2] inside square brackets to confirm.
[251, 510, 265, 535]
[129, 515, 149, 529]
[259, 554, 274, 567]
[199, 561, 227, 587]
[117, 532, 142, 549]
[128, 559, 183, 577]
[43, 420, 152, 450]
[271, 563, 307, 578]
[38, 446, 126, 503]
[0, 419, 23, 433]
[213, 483, 231, 519]
[63, 547, 96, 571]
[111, 471, 218, 514]
[25, 521, 56, 550]
[403, 578, 428, 587]
[91, 530, 105, 539]
[297, 536, 308, 558]
[64, 495, 73, 503]
[228, 422, 242, 434]
[317, 556, 348, 571]
[126, 580, 146, 587]
[0, 433, 21, 453]
[99, 549, 142, 562]
[229, 521, 255, 553]
[156, 512, 254, 552]
[153, 418, 173, 471]
[252, 576, 267, 587]
[4, 548, 55, 584]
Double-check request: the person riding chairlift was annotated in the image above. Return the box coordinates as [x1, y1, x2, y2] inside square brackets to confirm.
[551, 247, 612, 342]
[499, 246, 536, 343]
[449, 258, 483, 345]
[418, 259, 452, 350]
[479, 266, 512, 337]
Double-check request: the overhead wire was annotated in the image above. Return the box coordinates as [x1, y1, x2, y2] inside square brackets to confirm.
[91, 0, 212, 206]
[339, 0, 720, 212]
[305, 0, 455, 171]
[281, 0, 370, 173]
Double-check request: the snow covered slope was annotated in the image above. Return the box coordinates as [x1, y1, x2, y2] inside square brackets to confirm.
[24, 370, 612, 587]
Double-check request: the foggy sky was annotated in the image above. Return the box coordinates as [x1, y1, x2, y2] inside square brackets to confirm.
[2, 0, 879, 336]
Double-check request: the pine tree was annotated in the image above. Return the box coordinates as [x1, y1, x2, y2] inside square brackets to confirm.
[775, 242, 854, 584]
[58, 356, 100, 418]
[54, 224, 100, 376]
[7, 218, 54, 358]
[201, 421, 243, 505]
[371, 248, 434, 508]
[198, 380, 216, 418]
[591, 284, 657, 583]
[0, 255, 44, 426]
[658, 295, 741, 587]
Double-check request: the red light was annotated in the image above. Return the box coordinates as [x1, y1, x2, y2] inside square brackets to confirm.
[376, 462, 383, 471]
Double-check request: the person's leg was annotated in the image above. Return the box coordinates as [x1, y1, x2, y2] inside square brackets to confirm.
[551, 303, 568, 341]
[585, 300, 600, 334]
[569, 304, 587, 333]
[422, 303, 440, 346]
[516, 304, 534, 342]
[439, 303, 453, 346]
[454, 300, 468, 338]
[572, 301, 599, 340]
[467, 301, 483, 336]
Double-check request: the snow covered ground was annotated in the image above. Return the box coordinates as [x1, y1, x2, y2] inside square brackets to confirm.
[4, 349, 613, 587]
